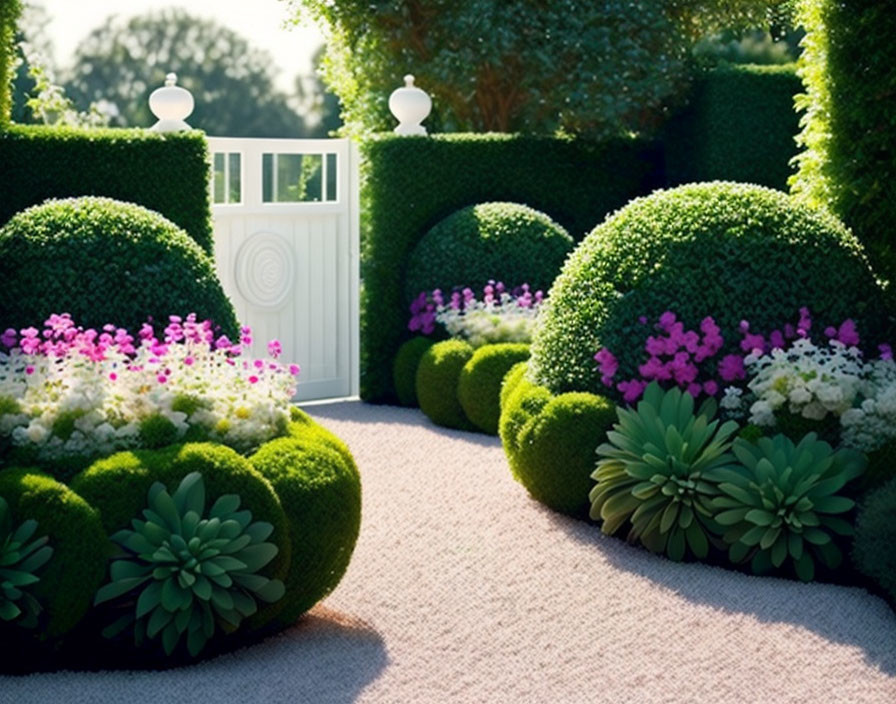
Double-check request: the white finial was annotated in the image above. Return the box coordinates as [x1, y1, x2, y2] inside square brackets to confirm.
[148, 71, 194, 133]
[389, 74, 432, 136]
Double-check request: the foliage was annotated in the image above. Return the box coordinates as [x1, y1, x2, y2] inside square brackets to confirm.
[94, 472, 285, 657]
[714, 433, 864, 581]
[0, 124, 213, 253]
[590, 383, 740, 561]
[860, 439, 896, 495]
[0, 0, 21, 126]
[393, 337, 435, 407]
[63, 9, 304, 137]
[0, 495, 52, 627]
[530, 182, 891, 400]
[499, 364, 616, 517]
[852, 477, 896, 607]
[665, 63, 801, 190]
[0, 314, 298, 475]
[288, 0, 774, 137]
[790, 0, 896, 285]
[457, 343, 530, 435]
[0, 197, 237, 338]
[0, 468, 108, 643]
[249, 433, 361, 624]
[359, 133, 661, 402]
[415, 339, 475, 431]
[404, 203, 572, 306]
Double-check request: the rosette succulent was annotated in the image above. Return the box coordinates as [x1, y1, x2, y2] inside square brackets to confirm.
[590, 382, 740, 561]
[0, 496, 53, 627]
[713, 433, 865, 581]
[94, 472, 285, 656]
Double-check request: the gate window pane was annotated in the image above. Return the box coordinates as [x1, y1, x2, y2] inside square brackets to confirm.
[262, 153, 324, 203]
[212, 152, 241, 204]
[326, 153, 338, 202]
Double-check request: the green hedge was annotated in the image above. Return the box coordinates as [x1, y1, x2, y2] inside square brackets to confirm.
[665, 63, 802, 190]
[0, 125, 214, 254]
[791, 0, 896, 286]
[360, 132, 662, 402]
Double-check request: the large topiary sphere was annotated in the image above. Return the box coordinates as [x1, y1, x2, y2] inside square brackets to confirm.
[852, 477, 896, 608]
[403, 202, 573, 304]
[530, 182, 893, 397]
[0, 197, 238, 337]
[498, 366, 617, 518]
[249, 434, 361, 626]
[393, 336, 436, 407]
[458, 343, 531, 435]
[0, 468, 109, 647]
[416, 339, 475, 431]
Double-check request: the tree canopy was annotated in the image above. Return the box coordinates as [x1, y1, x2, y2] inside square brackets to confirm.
[288, 0, 780, 138]
[64, 9, 305, 137]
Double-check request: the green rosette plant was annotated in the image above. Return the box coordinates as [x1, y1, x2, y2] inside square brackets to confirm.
[590, 382, 740, 561]
[94, 471, 286, 657]
[0, 496, 53, 627]
[714, 433, 865, 581]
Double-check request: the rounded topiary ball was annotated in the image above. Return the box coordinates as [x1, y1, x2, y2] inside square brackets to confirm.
[458, 343, 531, 435]
[393, 337, 436, 407]
[530, 182, 893, 398]
[852, 477, 896, 607]
[0, 197, 238, 337]
[71, 443, 291, 642]
[249, 433, 361, 626]
[404, 202, 573, 304]
[499, 368, 617, 518]
[416, 339, 475, 430]
[0, 468, 109, 648]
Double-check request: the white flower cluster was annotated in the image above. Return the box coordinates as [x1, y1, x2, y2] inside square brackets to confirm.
[437, 294, 540, 347]
[0, 341, 297, 463]
[718, 337, 896, 452]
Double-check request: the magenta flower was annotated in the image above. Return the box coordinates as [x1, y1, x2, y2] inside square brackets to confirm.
[267, 339, 283, 358]
[718, 354, 746, 382]
[1, 328, 16, 347]
[248, 375, 259, 384]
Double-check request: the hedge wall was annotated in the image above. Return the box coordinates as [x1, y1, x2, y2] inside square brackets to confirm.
[0, 125, 214, 254]
[791, 0, 896, 286]
[359, 132, 662, 402]
[664, 63, 802, 190]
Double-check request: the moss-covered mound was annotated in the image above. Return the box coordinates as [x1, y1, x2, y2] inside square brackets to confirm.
[393, 337, 436, 407]
[499, 364, 617, 517]
[852, 477, 896, 608]
[404, 202, 573, 304]
[530, 182, 892, 397]
[0, 468, 109, 646]
[458, 343, 531, 435]
[249, 435, 361, 625]
[0, 197, 238, 337]
[416, 339, 476, 431]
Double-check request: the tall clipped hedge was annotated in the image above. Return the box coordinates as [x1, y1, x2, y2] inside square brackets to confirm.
[0, 0, 20, 127]
[0, 125, 214, 254]
[791, 0, 896, 284]
[359, 132, 662, 402]
[665, 63, 801, 190]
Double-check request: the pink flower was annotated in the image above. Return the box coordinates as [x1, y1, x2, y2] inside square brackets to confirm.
[248, 375, 259, 384]
[1, 328, 16, 347]
[25, 365, 34, 375]
[835, 319, 860, 346]
[253, 359, 264, 369]
[740, 332, 765, 354]
[157, 374, 167, 384]
[184, 356, 194, 366]
[718, 354, 745, 382]
[267, 339, 283, 358]
[617, 379, 647, 404]
[879, 344, 893, 360]
[703, 380, 718, 396]
[769, 329, 785, 350]
[289, 364, 301, 376]
[109, 372, 118, 381]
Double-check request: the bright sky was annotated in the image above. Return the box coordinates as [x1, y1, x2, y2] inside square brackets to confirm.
[38, 0, 325, 93]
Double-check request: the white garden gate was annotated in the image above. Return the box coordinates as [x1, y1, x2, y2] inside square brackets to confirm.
[206, 137, 360, 402]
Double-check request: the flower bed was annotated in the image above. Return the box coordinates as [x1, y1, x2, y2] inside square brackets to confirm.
[0, 314, 361, 669]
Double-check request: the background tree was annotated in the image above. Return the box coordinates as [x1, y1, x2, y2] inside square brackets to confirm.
[287, 0, 780, 138]
[0, 0, 22, 126]
[64, 8, 306, 137]
[293, 45, 342, 138]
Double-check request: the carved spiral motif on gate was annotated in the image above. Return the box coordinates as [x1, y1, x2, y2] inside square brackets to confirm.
[235, 232, 295, 309]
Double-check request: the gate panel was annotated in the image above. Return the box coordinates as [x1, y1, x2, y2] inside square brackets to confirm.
[207, 138, 359, 402]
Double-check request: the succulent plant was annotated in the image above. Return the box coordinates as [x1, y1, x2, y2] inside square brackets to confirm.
[94, 472, 285, 656]
[713, 433, 865, 581]
[0, 496, 53, 627]
[590, 382, 740, 561]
